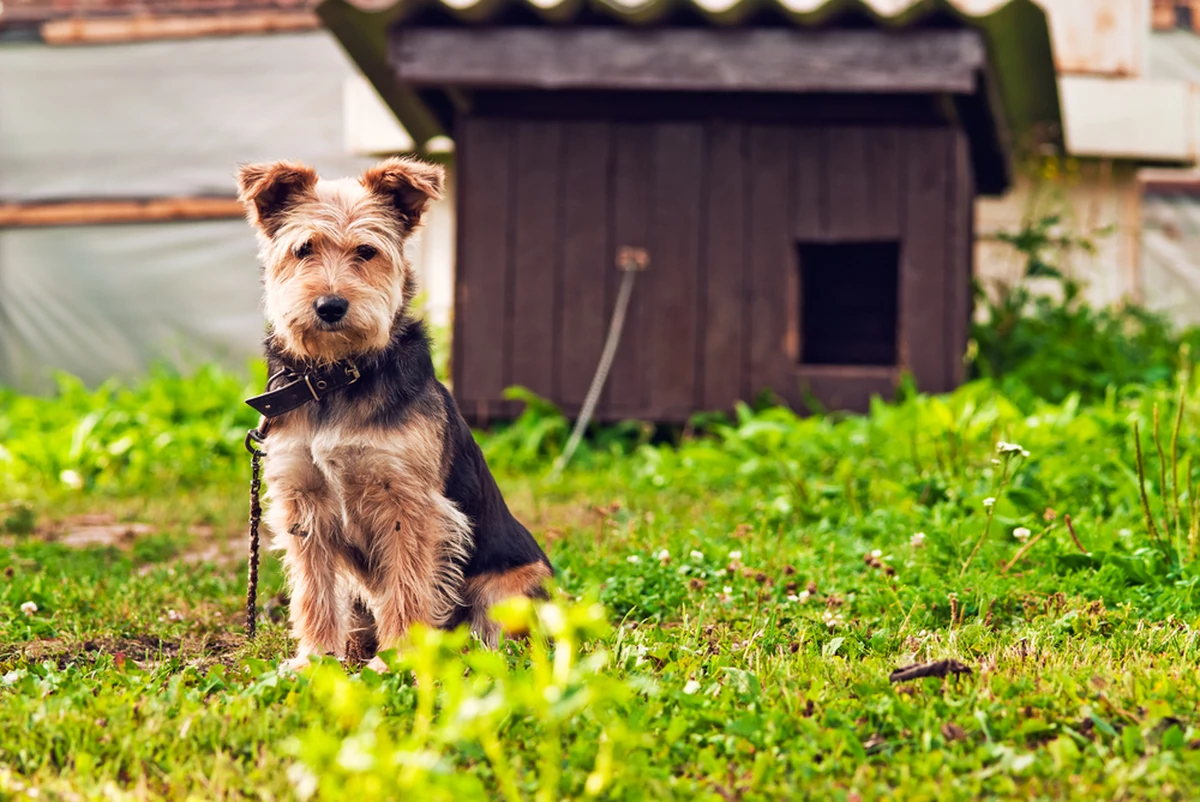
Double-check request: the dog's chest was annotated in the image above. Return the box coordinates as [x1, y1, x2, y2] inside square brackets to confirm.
[268, 411, 446, 515]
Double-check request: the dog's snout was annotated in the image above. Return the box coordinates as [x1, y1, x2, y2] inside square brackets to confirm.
[314, 295, 349, 324]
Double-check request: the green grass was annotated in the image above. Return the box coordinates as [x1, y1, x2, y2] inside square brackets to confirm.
[6, 363, 1200, 800]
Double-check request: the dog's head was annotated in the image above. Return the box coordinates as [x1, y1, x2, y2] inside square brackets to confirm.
[237, 157, 444, 364]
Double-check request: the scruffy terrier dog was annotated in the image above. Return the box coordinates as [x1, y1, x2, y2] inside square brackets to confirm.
[237, 157, 552, 672]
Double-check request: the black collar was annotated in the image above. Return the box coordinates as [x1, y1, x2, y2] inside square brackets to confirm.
[244, 361, 362, 419]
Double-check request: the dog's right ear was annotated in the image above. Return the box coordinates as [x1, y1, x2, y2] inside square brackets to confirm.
[236, 161, 318, 235]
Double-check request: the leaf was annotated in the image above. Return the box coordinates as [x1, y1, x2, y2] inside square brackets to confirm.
[822, 637, 845, 658]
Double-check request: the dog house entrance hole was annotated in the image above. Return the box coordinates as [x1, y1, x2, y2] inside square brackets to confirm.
[798, 241, 900, 366]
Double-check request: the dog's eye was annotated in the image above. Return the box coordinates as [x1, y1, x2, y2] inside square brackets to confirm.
[356, 245, 378, 262]
[294, 240, 313, 259]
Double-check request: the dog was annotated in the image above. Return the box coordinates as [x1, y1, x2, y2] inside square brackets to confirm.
[236, 157, 552, 672]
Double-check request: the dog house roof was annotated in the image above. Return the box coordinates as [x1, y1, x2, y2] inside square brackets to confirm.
[319, 0, 1061, 192]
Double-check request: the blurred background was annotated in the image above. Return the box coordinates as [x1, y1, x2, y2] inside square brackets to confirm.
[1, 0, 1199, 397]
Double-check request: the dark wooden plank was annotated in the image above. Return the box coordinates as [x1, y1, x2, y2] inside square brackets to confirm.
[945, 129, 974, 388]
[392, 28, 985, 94]
[606, 123, 653, 417]
[453, 115, 513, 411]
[508, 121, 563, 402]
[866, 127, 903, 239]
[900, 128, 950, 394]
[825, 127, 884, 241]
[793, 128, 823, 241]
[647, 122, 704, 418]
[701, 121, 746, 411]
[558, 121, 612, 410]
[792, 127, 822, 379]
[745, 124, 794, 406]
[795, 367, 899, 414]
[472, 91, 951, 127]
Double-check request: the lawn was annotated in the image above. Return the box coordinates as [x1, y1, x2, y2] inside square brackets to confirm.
[4, 352, 1200, 800]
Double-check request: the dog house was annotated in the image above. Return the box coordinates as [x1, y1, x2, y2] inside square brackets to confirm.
[320, 0, 1062, 422]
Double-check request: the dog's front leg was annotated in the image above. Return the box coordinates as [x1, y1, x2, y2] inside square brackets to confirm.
[265, 454, 351, 670]
[350, 484, 469, 673]
[280, 536, 351, 670]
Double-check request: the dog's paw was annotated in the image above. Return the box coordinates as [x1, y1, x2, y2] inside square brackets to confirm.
[280, 654, 318, 673]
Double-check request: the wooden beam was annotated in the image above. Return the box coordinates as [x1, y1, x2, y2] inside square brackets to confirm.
[390, 28, 985, 95]
[40, 12, 320, 45]
[0, 198, 244, 228]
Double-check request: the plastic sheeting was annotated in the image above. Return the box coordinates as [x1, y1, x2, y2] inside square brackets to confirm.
[1142, 194, 1200, 328]
[0, 221, 264, 391]
[0, 32, 375, 199]
[0, 31, 410, 392]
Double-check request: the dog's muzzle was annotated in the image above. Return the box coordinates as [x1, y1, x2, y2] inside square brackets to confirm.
[314, 295, 349, 325]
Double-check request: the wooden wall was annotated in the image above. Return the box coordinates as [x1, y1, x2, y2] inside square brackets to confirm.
[452, 113, 973, 422]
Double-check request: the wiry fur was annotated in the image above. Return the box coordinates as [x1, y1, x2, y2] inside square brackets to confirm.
[238, 158, 552, 670]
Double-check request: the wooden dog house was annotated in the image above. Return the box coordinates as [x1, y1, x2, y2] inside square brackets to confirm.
[321, 0, 1062, 422]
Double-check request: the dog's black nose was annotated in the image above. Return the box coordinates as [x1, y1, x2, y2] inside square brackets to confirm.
[314, 296, 349, 324]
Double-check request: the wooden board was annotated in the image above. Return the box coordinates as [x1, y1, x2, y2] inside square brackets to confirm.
[794, 366, 899, 414]
[946, 130, 974, 388]
[0, 197, 241, 228]
[453, 116, 514, 416]
[899, 128, 951, 394]
[392, 28, 985, 95]
[866, 127, 903, 239]
[508, 121, 563, 402]
[606, 123, 654, 417]
[825, 127, 875, 241]
[41, 12, 319, 44]
[745, 124, 794, 406]
[648, 123, 704, 418]
[700, 121, 747, 411]
[558, 122, 613, 410]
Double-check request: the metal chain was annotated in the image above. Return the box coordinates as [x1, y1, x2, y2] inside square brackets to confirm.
[244, 421, 269, 639]
[551, 250, 645, 479]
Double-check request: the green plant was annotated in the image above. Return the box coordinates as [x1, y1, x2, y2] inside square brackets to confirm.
[971, 213, 1200, 407]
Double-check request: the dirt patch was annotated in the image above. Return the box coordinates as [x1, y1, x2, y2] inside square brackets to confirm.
[8, 632, 244, 672]
[38, 513, 152, 550]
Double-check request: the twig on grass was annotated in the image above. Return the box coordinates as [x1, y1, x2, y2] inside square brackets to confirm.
[1002, 524, 1056, 573]
[1134, 421, 1170, 559]
[1064, 515, 1088, 555]
[889, 659, 973, 683]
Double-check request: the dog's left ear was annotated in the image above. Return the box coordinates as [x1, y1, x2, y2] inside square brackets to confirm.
[236, 161, 318, 236]
[360, 157, 445, 227]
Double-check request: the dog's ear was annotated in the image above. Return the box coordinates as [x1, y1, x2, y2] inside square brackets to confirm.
[360, 157, 445, 227]
[236, 161, 318, 235]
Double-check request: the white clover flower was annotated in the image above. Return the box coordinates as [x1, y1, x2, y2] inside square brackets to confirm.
[714, 569, 727, 578]
[19, 601, 37, 615]
[822, 610, 845, 629]
[60, 470, 83, 490]
[911, 532, 926, 548]
[683, 679, 701, 695]
[723, 586, 733, 595]
[798, 590, 811, 603]
[996, 441, 1024, 455]
[983, 497, 996, 508]
[787, 594, 799, 603]
[1021, 450, 1031, 458]
[626, 555, 641, 564]
[1013, 527, 1031, 542]
[728, 550, 743, 561]
[690, 550, 704, 562]
[655, 549, 670, 563]
[871, 549, 883, 559]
